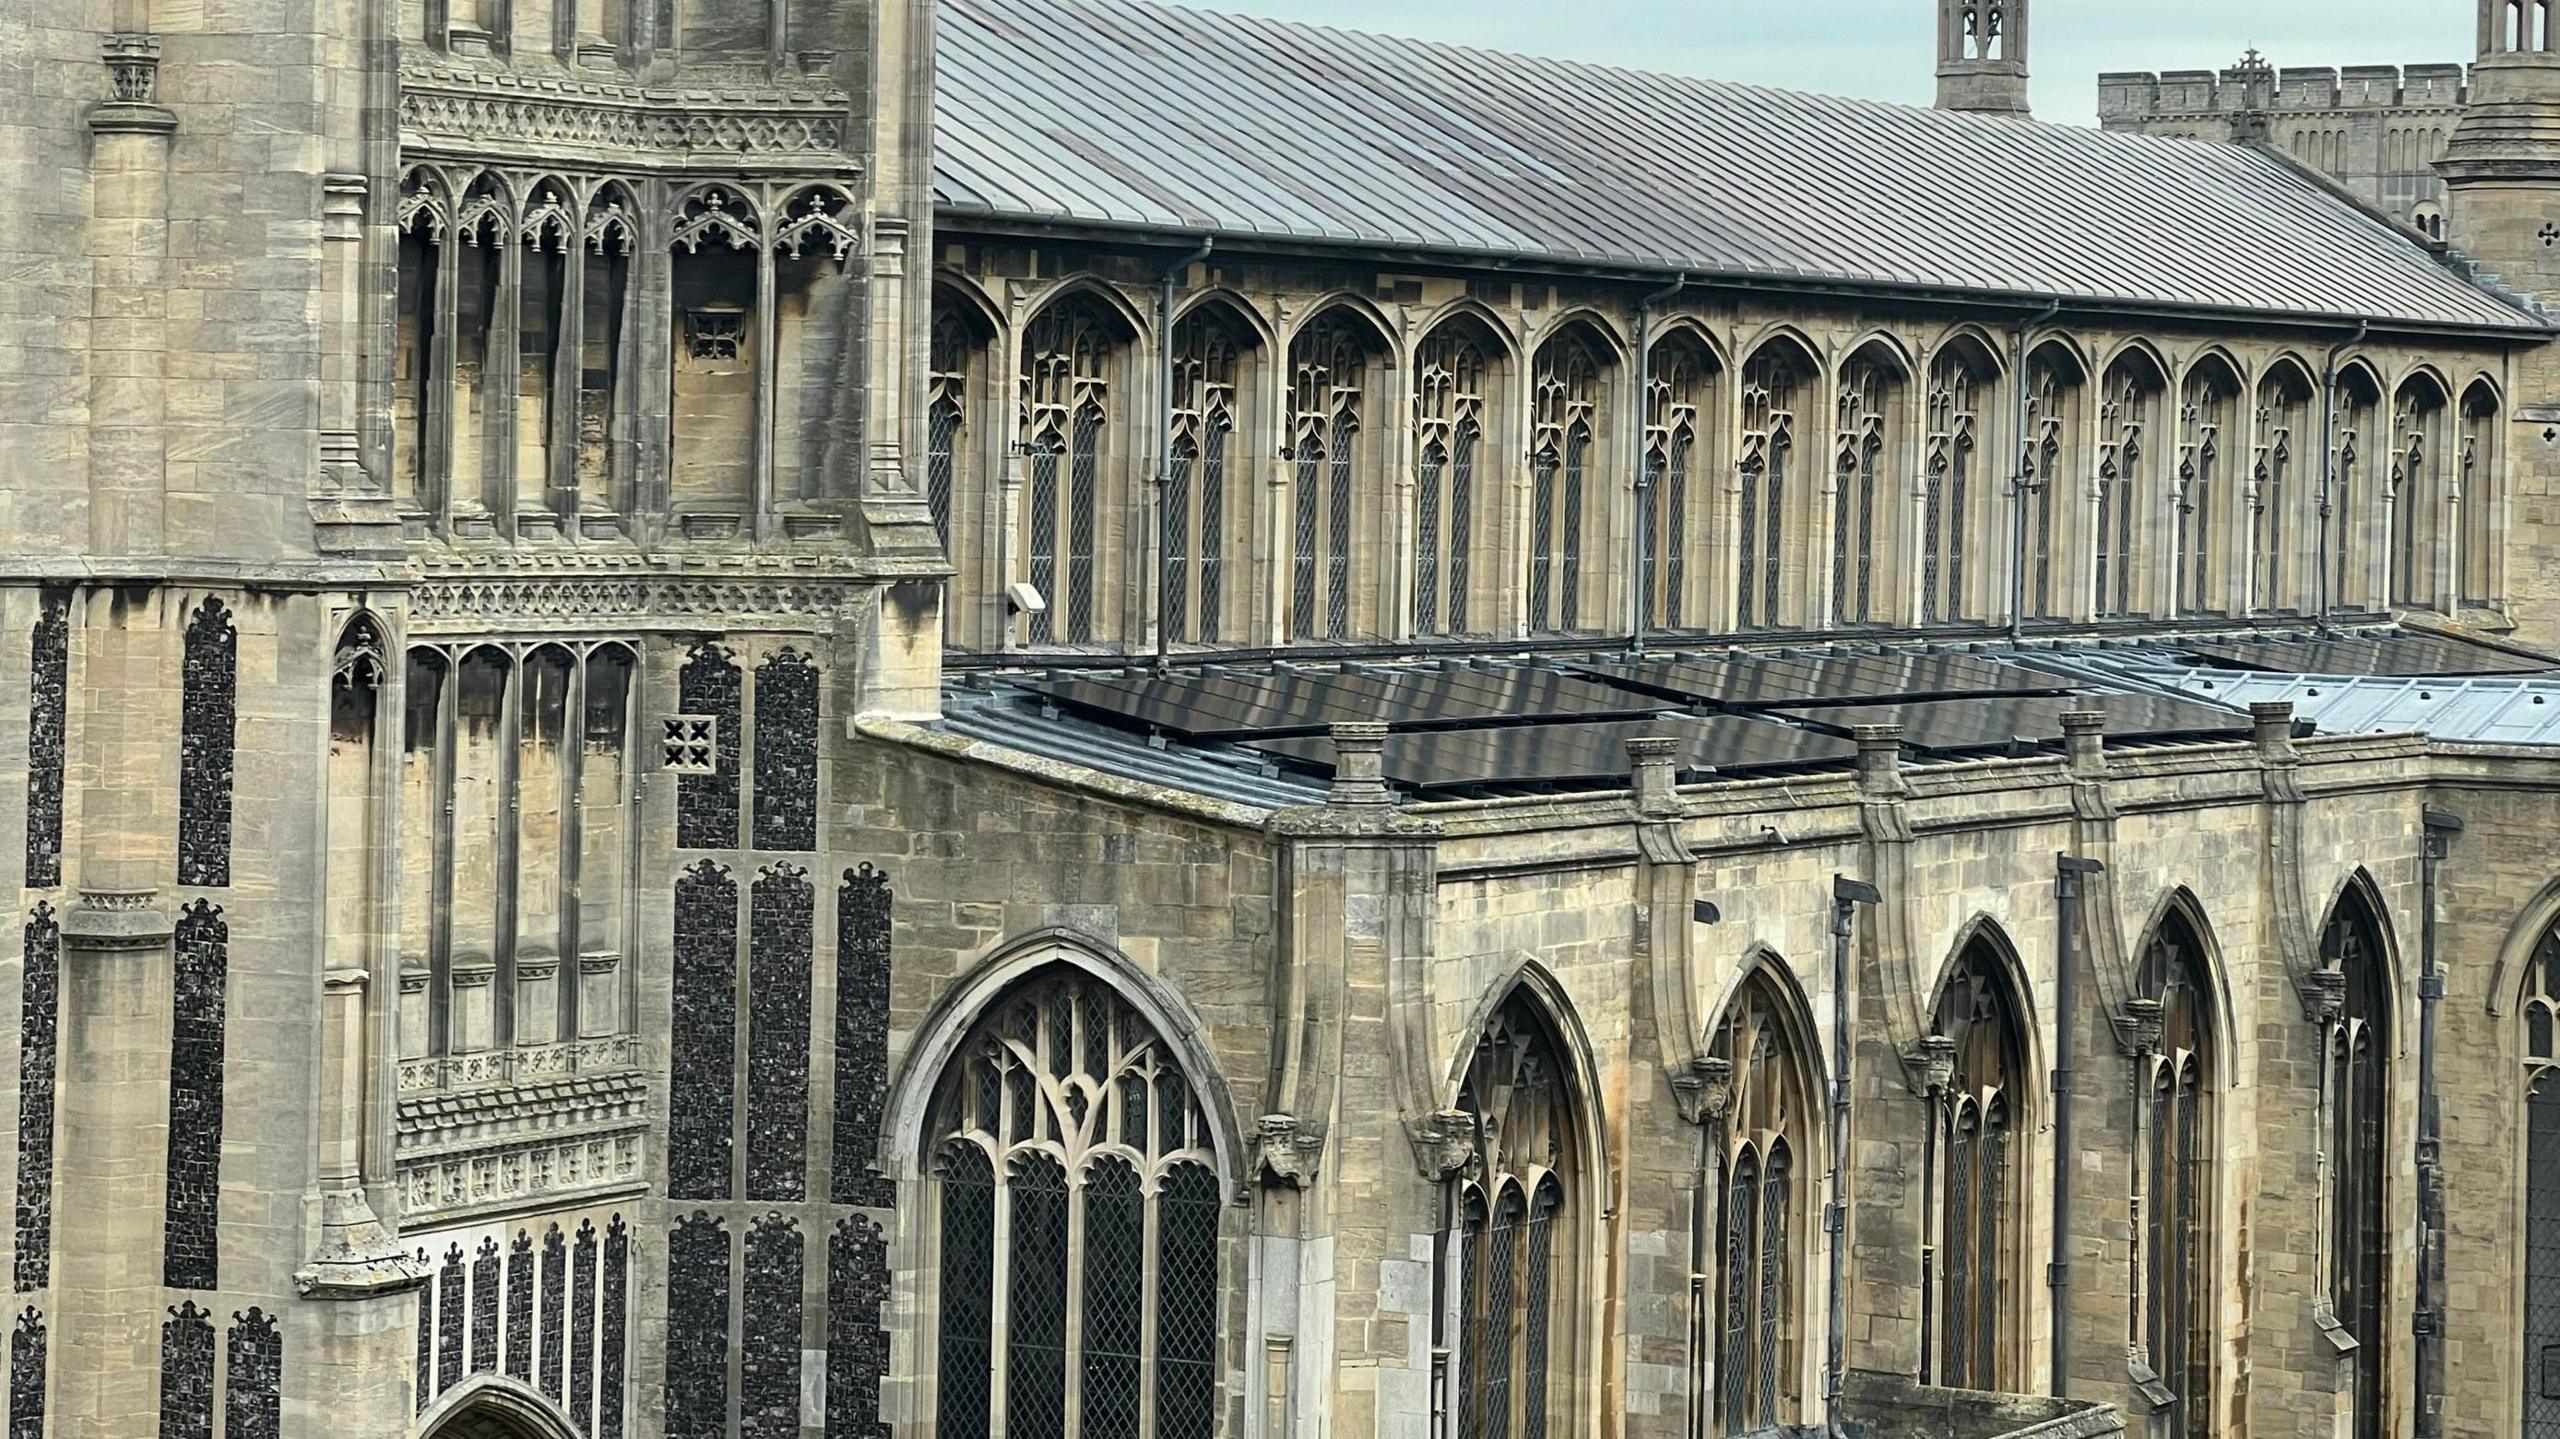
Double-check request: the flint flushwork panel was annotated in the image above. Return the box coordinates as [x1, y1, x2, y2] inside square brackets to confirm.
[472, 1238, 500, 1374]
[9, 1308, 40, 1439]
[163, 902, 226, 1291]
[573, 1220, 599, 1429]
[752, 648, 818, 852]
[176, 599, 235, 889]
[414, 1261, 430, 1411]
[666, 1213, 730, 1439]
[508, 1231, 535, 1381]
[671, 861, 739, 1200]
[677, 643, 742, 851]
[602, 1217, 630, 1439]
[224, 1307, 281, 1439]
[833, 865, 892, 1208]
[749, 864, 812, 1202]
[827, 1215, 890, 1439]
[742, 1214, 802, 1439]
[158, 1301, 214, 1439]
[541, 1224, 567, 1404]
[23, 598, 65, 890]
[437, 1245, 464, 1391]
[14, 906, 57, 1294]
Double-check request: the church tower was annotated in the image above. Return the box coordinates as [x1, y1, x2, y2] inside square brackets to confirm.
[2443, 0, 2560, 298]
[1937, 0, 2032, 119]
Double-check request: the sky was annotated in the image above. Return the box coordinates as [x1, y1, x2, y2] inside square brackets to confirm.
[1183, 0, 2468, 126]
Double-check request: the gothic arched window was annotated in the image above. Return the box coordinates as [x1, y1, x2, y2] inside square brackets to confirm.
[2176, 359, 2241, 618]
[2321, 883, 2391, 1439]
[1739, 342, 1813, 631]
[1922, 345, 1987, 625]
[1708, 969, 1815, 1434]
[2333, 365, 2383, 613]
[1454, 992, 1581, 1439]
[1643, 337, 1717, 632]
[1930, 937, 2029, 1392]
[1416, 319, 1501, 638]
[1531, 328, 1610, 635]
[2096, 350, 2166, 619]
[1021, 296, 1126, 647]
[2460, 381, 2500, 609]
[2521, 920, 2560, 1439]
[2141, 909, 2217, 1439]
[929, 308, 974, 550]
[2022, 346, 2082, 621]
[2392, 375, 2450, 611]
[1831, 345, 1901, 627]
[1287, 313, 1377, 643]
[2253, 364, 2315, 616]
[1167, 308, 1247, 647]
[928, 967, 1223, 1439]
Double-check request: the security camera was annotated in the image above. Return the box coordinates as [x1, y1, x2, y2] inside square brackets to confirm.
[1761, 823, 1791, 847]
[1006, 582, 1047, 616]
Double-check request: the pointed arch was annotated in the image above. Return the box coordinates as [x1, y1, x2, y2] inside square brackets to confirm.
[2508, 891, 2560, 1439]
[1166, 298, 1260, 646]
[1531, 318, 1620, 634]
[420, 1376, 582, 1439]
[1703, 953, 1823, 1432]
[2489, 875, 2560, 1017]
[1921, 333, 2004, 627]
[1286, 303, 1391, 641]
[2253, 357, 2319, 615]
[2097, 336, 2171, 392]
[1414, 311, 1512, 637]
[929, 278, 1001, 588]
[2020, 333, 2089, 385]
[1018, 274, 1148, 345]
[932, 269, 1005, 340]
[2317, 869, 2394, 1439]
[2332, 358, 2388, 612]
[1925, 917, 2036, 1393]
[2020, 339, 2083, 621]
[1833, 337, 1910, 625]
[1019, 289, 1139, 646]
[1646, 313, 1731, 371]
[2174, 350, 2246, 618]
[1171, 286, 1277, 354]
[2460, 376, 2503, 608]
[1282, 291, 1399, 361]
[1416, 297, 1523, 365]
[1644, 323, 1725, 633]
[2131, 891, 2224, 1437]
[1529, 306, 1632, 367]
[1738, 332, 1822, 631]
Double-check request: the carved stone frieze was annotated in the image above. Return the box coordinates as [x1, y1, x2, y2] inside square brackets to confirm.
[400, 68, 857, 169]
[408, 571, 877, 633]
[396, 1071, 651, 1223]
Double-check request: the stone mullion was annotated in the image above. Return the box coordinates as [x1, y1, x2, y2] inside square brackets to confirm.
[752, 236, 779, 541]
[1137, 1189, 1161, 1439]
[1254, 351, 1286, 648]
[1385, 347, 1417, 644]
[428, 648, 459, 1066]
[989, 318, 1025, 653]
[989, 1181, 1015, 1435]
[547, 225, 587, 523]
[1062, 1178, 1087, 1439]
[428, 222, 462, 530]
[555, 651, 587, 1050]
[630, 187, 676, 528]
[493, 648, 523, 1057]
[483, 232, 524, 527]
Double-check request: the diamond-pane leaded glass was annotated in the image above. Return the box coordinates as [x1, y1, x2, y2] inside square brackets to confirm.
[1561, 424, 1587, 631]
[928, 396, 960, 549]
[1454, 992, 1580, 1439]
[2322, 888, 2389, 1439]
[1069, 403, 1102, 643]
[1200, 418, 1227, 642]
[1530, 450, 1556, 630]
[1028, 441, 1061, 645]
[1163, 439, 1193, 644]
[1292, 450, 1321, 638]
[1932, 939, 2027, 1392]
[928, 966, 1223, 1439]
[1021, 298, 1116, 647]
[1522, 1180, 1559, 1439]
[1416, 325, 1491, 637]
[1710, 972, 1814, 1432]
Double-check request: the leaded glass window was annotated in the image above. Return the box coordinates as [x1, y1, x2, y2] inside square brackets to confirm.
[1930, 939, 2027, 1392]
[1708, 970, 1814, 1434]
[928, 308, 976, 551]
[1417, 322, 1496, 637]
[1288, 316, 1370, 641]
[929, 968, 1222, 1439]
[2460, 381, 2499, 609]
[1454, 993, 1580, 1439]
[2391, 377, 2448, 610]
[2521, 923, 2560, 1439]
[1923, 355, 1982, 625]
[2139, 911, 2216, 1439]
[2321, 887, 2390, 1439]
[1830, 356, 1891, 626]
[2175, 362, 2238, 618]
[1531, 331, 1606, 635]
[2023, 352, 2079, 621]
[2095, 354, 2164, 620]
[1643, 341, 1712, 632]
[1739, 344, 1811, 631]
[1166, 313, 1243, 647]
[1021, 299, 1120, 647]
[2333, 371, 2380, 613]
[2252, 367, 2313, 615]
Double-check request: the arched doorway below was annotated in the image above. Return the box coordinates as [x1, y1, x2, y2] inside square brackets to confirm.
[418, 1378, 578, 1439]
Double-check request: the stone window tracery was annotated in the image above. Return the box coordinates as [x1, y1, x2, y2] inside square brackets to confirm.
[1167, 311, 1244, 647]
[1928, 938, 2027, 1392]
[2321, 886, 2390, 1439]
[2520, 920, 2560, 1439]
[2332, 369, 2383, 613]
[2021, 352, 2079, 621]
[928, 966, 1222, 1439]
[929, 309, 974, 549]
[2176, 363, 2239, 617]
[1923, 354, 1982, 625]
[2252, 368, 2314, 615]
[2138, 911, 2216, 1439]
[2391, 376, 2450, 611]
[1531, 330, 1606, 635]
[1708, 970, 1813, 1435]
[2460, 381, 2500, 609]
[1287, 315, 1373, 642]
[1452, 992, 1579, 1439]
[1021, 297, 1121, 647]
[1738, 345, 1811, 631]
[1642, 339, 1714, 632]
[2096, 355, 2164, 619]
[1830, 355, 1893, 626]
[1415, 322, 1496, 638]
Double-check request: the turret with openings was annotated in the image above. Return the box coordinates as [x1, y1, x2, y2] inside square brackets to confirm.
[1937, 0, 2031, 118]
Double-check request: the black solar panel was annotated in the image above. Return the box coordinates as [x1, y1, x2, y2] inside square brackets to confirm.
[1029, 665, 1666, 741]
[1771, 692, 2253, 757]
[2179, 634, 2551, 678]
[1242, 715, 1859, 794]
[1578, 652, 2061, 710]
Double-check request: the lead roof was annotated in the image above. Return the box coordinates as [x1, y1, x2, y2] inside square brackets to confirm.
[934, 0, 2546, 333]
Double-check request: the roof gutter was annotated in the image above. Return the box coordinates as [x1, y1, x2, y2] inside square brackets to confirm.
[937, 208, 2556, 343]
[1629, 271, 1688, 658]
[1153, 235, 1215, 676]
[2316, 318, 2374, 632]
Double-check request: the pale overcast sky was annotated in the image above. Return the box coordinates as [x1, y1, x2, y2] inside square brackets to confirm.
[1187, 1, 2469, 126]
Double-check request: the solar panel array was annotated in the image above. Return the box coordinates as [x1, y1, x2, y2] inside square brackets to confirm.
[1030, 665, 1662, 741]
[1772, 693, 2253, 758]
[1241, 716, 1861, 797]
[1578, 652, 2054, 709]
[2178, 633, 2553, 678]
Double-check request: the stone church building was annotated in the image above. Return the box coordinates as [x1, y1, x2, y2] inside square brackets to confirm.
[18, 0, 2560, 1435]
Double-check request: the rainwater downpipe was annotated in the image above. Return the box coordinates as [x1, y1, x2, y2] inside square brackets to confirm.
[2415, 806, 2462, 1439]
[2316, 319, 2373, 629]
[1826, 876, 1880, 1439]
[2006, 299, 2062, 642]
[1629, 271, 1687, 656]
[1154, 236, 1214, 675]
[2052, 854, 2106, 1398]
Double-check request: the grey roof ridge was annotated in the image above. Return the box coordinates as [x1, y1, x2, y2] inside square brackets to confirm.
[2242, 135, 2553, 325]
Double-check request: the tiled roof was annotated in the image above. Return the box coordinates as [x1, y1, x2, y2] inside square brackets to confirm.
[934, 0, 2547, 332]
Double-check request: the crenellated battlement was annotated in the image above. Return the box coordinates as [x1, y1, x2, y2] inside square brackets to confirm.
[2100, 60, 2469, 122]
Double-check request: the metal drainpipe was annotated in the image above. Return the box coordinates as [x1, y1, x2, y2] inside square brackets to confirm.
[1154, 237, 1215, 675]
[1630, 272, 1687, 656]
[2316, 320, 2373, 630]
[2052, 854, 2106, 1397]
[1827, 876, 1880, 1439]
[2416, 806, 2463, 1439]
[2006, 299, 2062, 642]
